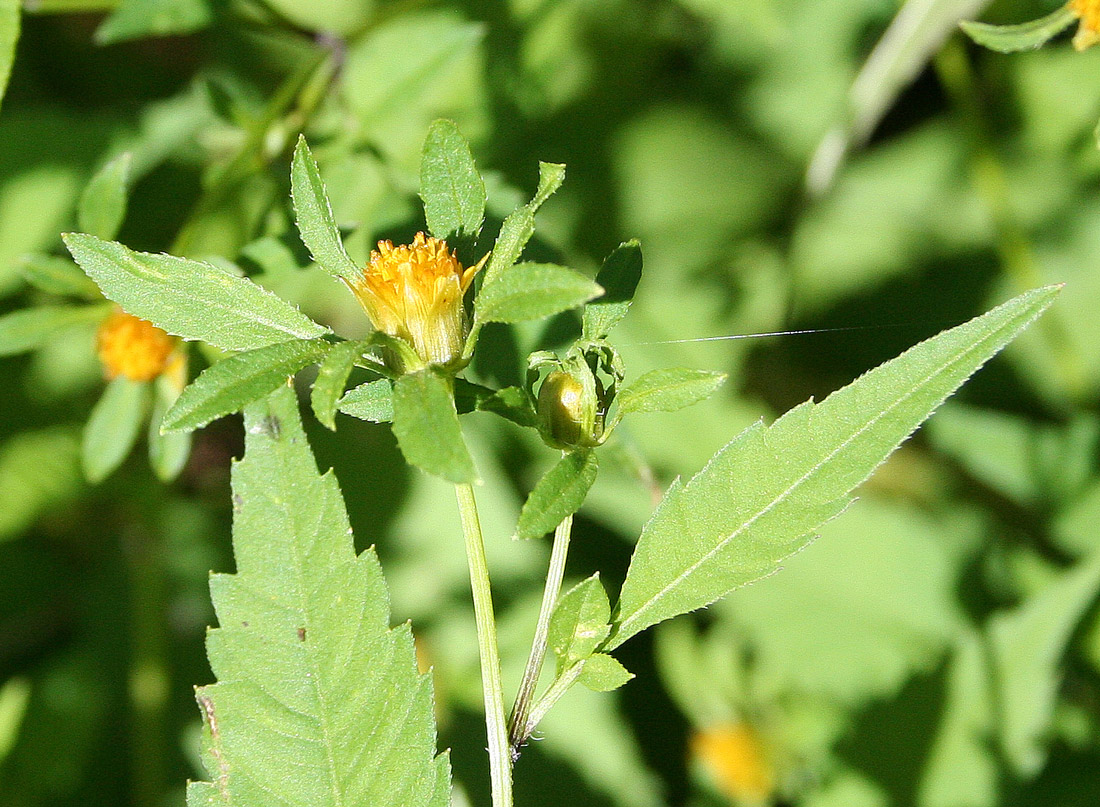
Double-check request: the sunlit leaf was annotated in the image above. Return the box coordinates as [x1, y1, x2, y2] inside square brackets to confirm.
[392, 369, 476, 483]
[515, 451, 598, 540]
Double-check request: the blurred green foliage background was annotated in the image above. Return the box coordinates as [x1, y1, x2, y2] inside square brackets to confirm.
[1, 0, 1099, 805]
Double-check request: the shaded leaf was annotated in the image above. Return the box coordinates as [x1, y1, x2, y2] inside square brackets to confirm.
[475, 263, 602, 325]
[64, 234, 330, 351]
[188, 386, 450, 807]
[609, 286, 1060, 649]
[515, 451, 598, 540]
[291, 136, 362, 286]
[95, 0, 212, 44]
[392, 370, 476, 483]
[83, 376, 149, 483]
[162, 339, 330, 433]
[337, 378, 395, 423]
[583, 241, 643, 340]
[476, 385, 539, 428]
[311, 340, 369, 430]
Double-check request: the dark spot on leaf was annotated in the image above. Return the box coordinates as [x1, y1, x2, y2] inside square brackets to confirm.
[232, 493, 244, 512]
[263, 415, 281, 438]
[297, 627, 307, 642]
[241, 621, 249, 627]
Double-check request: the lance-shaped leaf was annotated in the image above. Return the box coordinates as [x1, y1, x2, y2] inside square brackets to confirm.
[475, 263, 602, 325]
[83, 376, 149, 483]
[515, 451, 598, 540]
[615, 368, 726, 418]
[311, 340, 371, 429]
[482, 162, 565, 286]
[961, 6, 1077, 53]
[338, 379, 395, 423]
[188, 386, 450, 807]
[291, 136, 362, 286]
[392, 369, 476, 483]
[78, 152, 132, 241]
[420, 119, 485, 247]
[161, 339, 331, 433]
[583, 241, 643, 340]
[548, 574, 612, 669]
[63, 233, 330, 352]
[18, 254, 102, 299]
[608, 286, 1060, 650]
[148, 376, 191, 481]
[0, 305, 108, 356]
[0, 0, 18, 114]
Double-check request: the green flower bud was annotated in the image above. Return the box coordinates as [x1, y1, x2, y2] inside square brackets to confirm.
[537, 369, 600, 449]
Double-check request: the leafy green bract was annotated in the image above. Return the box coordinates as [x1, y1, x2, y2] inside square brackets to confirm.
[608, 286, 1060, 649]
[961, 6, 1077, 53]
[187, 386, 450, 807]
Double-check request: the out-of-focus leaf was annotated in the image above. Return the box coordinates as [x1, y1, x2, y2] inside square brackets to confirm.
[162, 339, 330, 433]
[515, 451, 598, 540]
[420, 119, 485, 246]
[17, 254, 101, 299]
[311, 340, 369, 430]
[291, 136, 361, 286]
[482, 161, 565, 285]
[610, 287, 1058, 649]
[82, 376, 149, 483]
[918, 630, 998, 807]
[582, 240, 642, 340]
[0, 677, 30, 763]
[147, 375, 190, 481]
[95, 0, 212, 44]
[0, 305, 107, 356]
[262, 0, 373, 36]
[392, 369, 476, 483]
[960, 6, 1077, 54]
[77, 153, 131, 241]
[990, 549, 1100, 776]
[337, 378, 394, 423]
[0, 429, 81, 541]
[475, 263, 601, 325]
[188, 386, 450, 807]
[0, 0, 19, 114]
[64, 234, 330, 351]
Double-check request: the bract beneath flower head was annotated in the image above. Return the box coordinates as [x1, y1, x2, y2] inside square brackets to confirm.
[1071, 0, 1100, 49]
[348, 232, 484, 371]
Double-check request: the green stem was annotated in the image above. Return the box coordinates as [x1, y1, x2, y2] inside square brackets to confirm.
[522, 661, 585, 741]
[508, 514, 573, 754]
[454, 483, 513, 807]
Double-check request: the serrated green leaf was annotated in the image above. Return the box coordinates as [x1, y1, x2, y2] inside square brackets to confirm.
[616, 368, 726, 417]
[311, 340, 369, 430]
[95, 0, 212, 44]
[482, 162, 565, 286]
[190, 386, 450, 807]
[476, 385, 539, 428]
[392, 370, 476, 482]
[475, 263, 602, 325]
[420, 119, 485, 247]
[63, 233, 330, 351]
[549, 574, 612, 668]
[579, 654, 634, 692]
[162, 339, 330, 433]
[337, 378, 394, 423]
[83, 376, 149, 483]
[608, 286, 1060, 649]
[516, 451, 598, 540]
[961, 6, 1076, 53]
[17, 254, 102, 299]
[0, 0, 18, 114]
[148, 375, 191, 481]
[583, 241, 642, 340]
[291, 136, 362, 286]
[78, 152, 132, 241]
[990, 549, 1100, 776]
[0, 305, 107, 356]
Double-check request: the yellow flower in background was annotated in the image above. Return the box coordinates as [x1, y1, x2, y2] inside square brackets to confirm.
[1070, 0, 1100, 49]
[96, 309, 181, 383]
[348, 232, 485, 369]
[691, 723, 776, 806]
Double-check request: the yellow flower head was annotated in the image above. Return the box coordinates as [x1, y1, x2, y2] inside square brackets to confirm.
[348, 232, 484, 369]
[96, 310, 179, 382]
[691, 723, 775, 806]
[1071, 0, 1100, 49]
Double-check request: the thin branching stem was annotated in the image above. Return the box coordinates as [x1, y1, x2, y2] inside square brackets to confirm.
[508, 513, 573, 753]
[454, 482, 513, 807]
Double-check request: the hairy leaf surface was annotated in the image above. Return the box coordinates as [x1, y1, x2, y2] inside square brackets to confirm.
[610, 287, 1060, 649]
[187, 386, 449, 807]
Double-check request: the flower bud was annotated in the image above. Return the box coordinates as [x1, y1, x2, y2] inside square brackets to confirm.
[537, 369, 600, 449]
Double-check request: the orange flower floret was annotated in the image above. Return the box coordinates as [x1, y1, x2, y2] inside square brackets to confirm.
[1071, 0, 1100, 49]
[691, 723, 775, 806]
[348, 232, 484, 368]
[96, 310, 178, 382]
